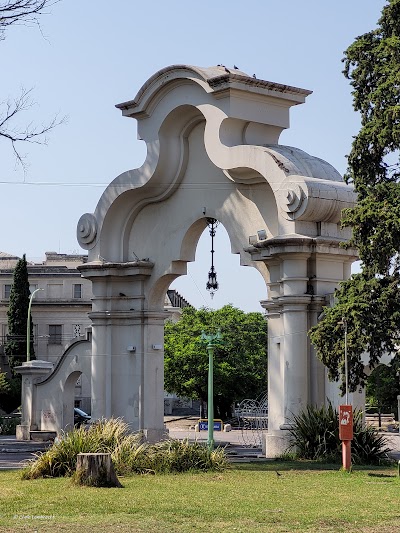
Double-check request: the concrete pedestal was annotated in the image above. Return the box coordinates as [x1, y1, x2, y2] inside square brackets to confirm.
[14, 360, 53, 440]
[263, 430, 292, 458]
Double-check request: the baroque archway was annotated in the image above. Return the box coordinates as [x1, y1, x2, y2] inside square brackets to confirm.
[77, 65, 357, 456]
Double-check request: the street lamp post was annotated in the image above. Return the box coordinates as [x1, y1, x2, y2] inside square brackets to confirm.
[342, 317, 349, 405]
[27, 288, 43, 362]
[201, 329, 223, 450]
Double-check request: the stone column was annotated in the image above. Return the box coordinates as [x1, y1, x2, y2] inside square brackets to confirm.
[308, 297, 326, 406]
[89, 310, 112, 421]
[280, 295, 312, 427]
[78, 261, 167, 442]
[265, 250, 311, 457]
[139, 311, 168, 442]
[248, 236, 358, 458]
[14, 360, 54, 440]
[261, 299, 282, 436]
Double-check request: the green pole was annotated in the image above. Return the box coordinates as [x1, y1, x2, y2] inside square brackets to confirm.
[27, 288, 43, 362]
[201, 329, 222, 450]
[207, 341, 214, 450]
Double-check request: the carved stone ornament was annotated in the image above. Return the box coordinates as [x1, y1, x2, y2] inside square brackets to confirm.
[77, 213, 98, 249]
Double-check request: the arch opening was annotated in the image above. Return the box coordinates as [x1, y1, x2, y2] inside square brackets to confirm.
[170, 221, 268, 312]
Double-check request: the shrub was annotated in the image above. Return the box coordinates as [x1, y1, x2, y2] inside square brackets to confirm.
[351, 413, 392, 464]
[22, 418, 229, 479]
[0, 415, 20, 435]
[287, 402, 391, 465]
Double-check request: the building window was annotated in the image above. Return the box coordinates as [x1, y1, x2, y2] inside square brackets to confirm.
[49, 325, 62, 344]
[73, 324, 82, 338]
[48, 284, 62, 299]
[4, 284, 11, 299]
[1, 323, 8, 344]
[73, 284, 82, 299]
[29, 284, 38, 294]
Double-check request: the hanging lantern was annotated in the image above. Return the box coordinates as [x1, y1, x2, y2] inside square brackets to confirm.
[206, 218, 219, 299]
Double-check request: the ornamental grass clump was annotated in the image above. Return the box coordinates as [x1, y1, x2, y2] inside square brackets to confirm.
[22, 417, 228, 479]
[287, 402, 391, 465]
[135, 439, 228, 474]
[22, 424, 108, 479]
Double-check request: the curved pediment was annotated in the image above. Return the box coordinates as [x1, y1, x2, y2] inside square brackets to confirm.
[116, 64, 312, 120]
[77, 65, 355, 265]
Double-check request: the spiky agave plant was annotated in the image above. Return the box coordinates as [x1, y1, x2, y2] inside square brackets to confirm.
[352, 410, 391, 464]
[287, 402, 340, 462]
[287, 402, 391, 464]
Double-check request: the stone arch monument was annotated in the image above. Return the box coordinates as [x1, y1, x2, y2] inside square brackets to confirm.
[76, 65, 357, 456]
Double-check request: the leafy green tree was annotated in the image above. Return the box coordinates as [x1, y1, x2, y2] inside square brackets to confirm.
[2, 254, 35, 412]
[4, 254, 34, 369]
[310, 0, 400, 392]
[366, 355, 400, 417]
[0, 371, 10, 396]
[164, 304, 268, 419]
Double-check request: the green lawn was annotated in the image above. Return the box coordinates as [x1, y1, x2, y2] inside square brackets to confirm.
[0, 462, 399, 532]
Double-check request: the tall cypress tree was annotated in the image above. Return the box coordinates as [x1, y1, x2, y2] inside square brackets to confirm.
[310, 1, 400, 393]
[4, 254, 34, 371]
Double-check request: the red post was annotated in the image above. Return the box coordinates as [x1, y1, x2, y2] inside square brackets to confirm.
[339, 405, 353, 472]
[342, 440, 351, 471]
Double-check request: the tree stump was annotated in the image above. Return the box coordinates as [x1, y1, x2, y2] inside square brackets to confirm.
[75, 453, 122, 487]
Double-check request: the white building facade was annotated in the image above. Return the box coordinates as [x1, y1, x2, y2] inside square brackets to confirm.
[0, 252, 93, 412]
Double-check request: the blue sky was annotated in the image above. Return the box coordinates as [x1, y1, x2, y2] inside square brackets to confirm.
[0, 0, 386, 311]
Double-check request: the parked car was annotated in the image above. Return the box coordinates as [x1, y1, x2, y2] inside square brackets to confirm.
[74, 407, 91, 426]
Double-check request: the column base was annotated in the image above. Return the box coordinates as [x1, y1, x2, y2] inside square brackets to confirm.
[143, 428, 169, 443]
[262, 430, 292, 458]
[16, 424, 30, 441]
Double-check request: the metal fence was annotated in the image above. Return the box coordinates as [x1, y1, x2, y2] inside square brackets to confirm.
[233, 391, 268, 447]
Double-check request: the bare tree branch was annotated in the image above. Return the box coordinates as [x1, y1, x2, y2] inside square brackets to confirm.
[0, 1, 64, 169]
[0, 87, 66, 169]
[0, 0, 58, 39]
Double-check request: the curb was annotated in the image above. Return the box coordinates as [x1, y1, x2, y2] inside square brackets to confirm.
[0, 448, 47, 453]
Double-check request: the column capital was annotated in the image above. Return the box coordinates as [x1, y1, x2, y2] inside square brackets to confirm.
[278, 295, 312, 311]
[14, 360, 54, 376]
[260, 298, 282, 317]
[89, 310, 169, 323]
[78, 260, 154, 280]
[246, 235, 358, 264]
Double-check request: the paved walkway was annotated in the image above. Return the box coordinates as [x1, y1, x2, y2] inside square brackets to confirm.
[168, 427, 400, 460]
[1, 422, 399, 469]
[0, 437, 51, 470]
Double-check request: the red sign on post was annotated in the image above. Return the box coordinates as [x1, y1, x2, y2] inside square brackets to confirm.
[339, 405, 353, 441]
